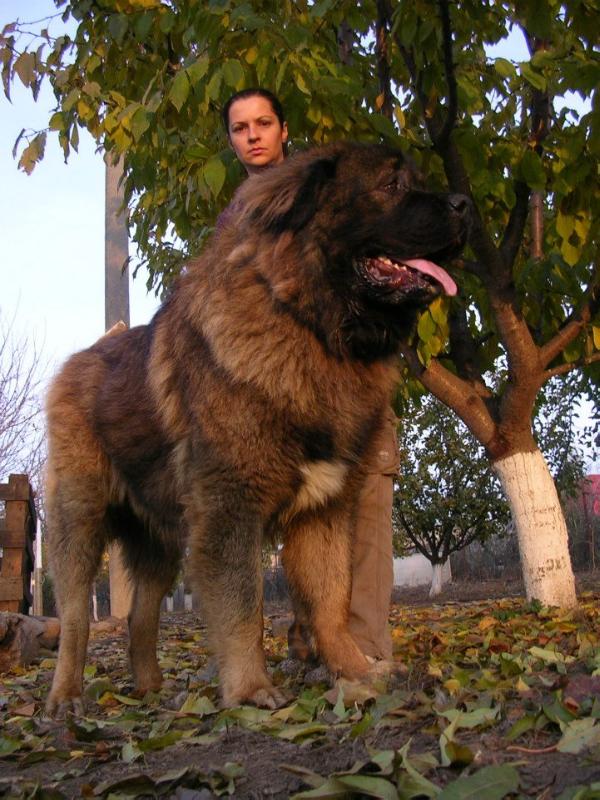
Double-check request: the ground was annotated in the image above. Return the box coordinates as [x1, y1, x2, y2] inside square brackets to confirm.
[1, 575, 600, 799]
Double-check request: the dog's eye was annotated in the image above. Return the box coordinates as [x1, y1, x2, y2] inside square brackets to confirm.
[382, 176, 408, 194]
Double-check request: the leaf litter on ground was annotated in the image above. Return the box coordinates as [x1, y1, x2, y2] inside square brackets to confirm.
[0, 587, 599, 797]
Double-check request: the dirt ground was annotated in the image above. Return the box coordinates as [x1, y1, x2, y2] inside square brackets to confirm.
[1, 574, 599, 799]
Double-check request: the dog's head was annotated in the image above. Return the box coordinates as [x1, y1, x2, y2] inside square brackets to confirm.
[232, 142, 471, 360]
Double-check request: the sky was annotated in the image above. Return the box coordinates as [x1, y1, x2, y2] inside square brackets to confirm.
[1, 0, 159, 378]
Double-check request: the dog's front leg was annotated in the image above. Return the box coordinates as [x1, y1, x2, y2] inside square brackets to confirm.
[186, 486, 286, 709]
[282, 505, 371, 680]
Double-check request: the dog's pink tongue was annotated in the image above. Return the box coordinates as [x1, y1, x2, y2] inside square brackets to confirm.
[403, 259, 457, 296]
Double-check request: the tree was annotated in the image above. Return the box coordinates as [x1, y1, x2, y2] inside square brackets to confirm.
[2, 0, 599, 606]
[0, 313, 46, 489]
[394, 395, 511, 597]
[394, 377, 594, 596]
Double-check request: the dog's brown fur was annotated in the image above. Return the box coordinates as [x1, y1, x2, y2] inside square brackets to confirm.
[45, 142, 470, 714]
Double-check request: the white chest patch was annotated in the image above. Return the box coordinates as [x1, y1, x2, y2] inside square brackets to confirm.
[287, 460, 348, 519]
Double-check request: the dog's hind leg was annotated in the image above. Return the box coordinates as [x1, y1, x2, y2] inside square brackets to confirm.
[120, 531, 180, 695]
[45, 474, 107, 717]
[187, 488, 286, 709]
[282, 506, 371, 681]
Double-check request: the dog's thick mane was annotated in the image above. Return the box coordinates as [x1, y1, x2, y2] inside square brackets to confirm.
[190, 143, 411, 365]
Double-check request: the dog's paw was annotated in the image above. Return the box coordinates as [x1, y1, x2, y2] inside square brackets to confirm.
[367, 656, 408, 680]
[244, 685, 289, 709]
[45, 693, 85, 720]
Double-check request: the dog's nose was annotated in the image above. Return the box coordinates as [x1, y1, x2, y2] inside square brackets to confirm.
[448, 194, 472, 218]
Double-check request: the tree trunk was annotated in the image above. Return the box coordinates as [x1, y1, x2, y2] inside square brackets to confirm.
[493, 448, 577, 609]
[429, 562, 445, 598]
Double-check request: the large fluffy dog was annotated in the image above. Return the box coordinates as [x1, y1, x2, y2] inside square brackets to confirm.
[45, 142, 470, 714]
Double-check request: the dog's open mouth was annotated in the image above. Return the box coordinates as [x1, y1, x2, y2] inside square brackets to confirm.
[358, 256, 457, 297]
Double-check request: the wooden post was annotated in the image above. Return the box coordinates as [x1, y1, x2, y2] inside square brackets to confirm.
[105, 155, 133, 619]
[0, 474, 36, 613]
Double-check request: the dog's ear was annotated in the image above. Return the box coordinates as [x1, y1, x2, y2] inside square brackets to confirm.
[237, 152, 339, 235]
[268, 155, 338, 233]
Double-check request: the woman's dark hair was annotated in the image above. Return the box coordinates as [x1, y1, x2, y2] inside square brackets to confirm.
[222, 88, 286, 133]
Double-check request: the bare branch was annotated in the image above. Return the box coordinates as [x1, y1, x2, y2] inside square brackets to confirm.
[398, 346, 498, 451]
[375, 0, 394, 120]
[540, 275, 600, 368]
[545, 352, 600, 380]
[0, 312, 47, 483]
[436, 0, 458, 148]
[500, 179, 531, 267]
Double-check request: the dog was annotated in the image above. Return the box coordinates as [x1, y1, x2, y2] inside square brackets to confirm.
[45, 142, 470, 714]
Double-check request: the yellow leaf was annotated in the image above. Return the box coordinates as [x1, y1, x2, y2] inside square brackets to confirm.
[592, 326, 600, 351]
[561, 239, 580, 266]
[444, 678, 462, 695]
[478, 616, 496, 631]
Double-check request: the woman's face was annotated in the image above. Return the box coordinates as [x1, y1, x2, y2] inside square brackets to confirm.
[227, 95, 288, 174]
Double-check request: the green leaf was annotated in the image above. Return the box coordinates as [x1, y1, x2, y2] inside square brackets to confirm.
[169, 69, 190, 112]
[556, 784, 600, 800]
[520, 61, 547, 91]
[439, 706, 500, 729]
[520, 150, 546, 191]
[506, 713, 538, 741]
[222, 58, 245, 90]
[0, 735, 22, 756]
[370, 113, 397, 138]
[187, 56, 210, 86]
[131, 107, 151, 142]
[292, 774, 399, 799]
[494, 58, 516, 78]
[295, 73, 311, 95]
[556, 212, 575, 241]
[438, 764, 520, 799]
[336, 774, 399, 799]
[310, 0, 336, 18]
[179, 692, 218, 716]
[137, 730, 184, 751]
[397, 741, 440, 799]
[417, 310, 436, 342]
[557, 718, 600, 754]
[203, 156, 226, 198]
[107, 14, 129, 44]
[529, 646, 575, 666]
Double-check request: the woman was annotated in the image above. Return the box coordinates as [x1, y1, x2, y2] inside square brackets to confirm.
[223, 88, 288, 174]
[221, 88, 398, 665]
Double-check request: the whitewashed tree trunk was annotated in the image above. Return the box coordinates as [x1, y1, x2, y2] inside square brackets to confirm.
[494, 448, 577, 609]
[91, 582, 99, 623]
[429, 563, 444, 597]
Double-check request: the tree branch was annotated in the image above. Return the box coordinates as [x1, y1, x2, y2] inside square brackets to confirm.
[545, 352, 600, 380]
[436, 0, 458, 148]
[375, 0, 394, 120]
[500, 180, 530, 267]
[447, 301, 493, 387]
[399, 346, 499, 451]
[540, 276, 600, 368]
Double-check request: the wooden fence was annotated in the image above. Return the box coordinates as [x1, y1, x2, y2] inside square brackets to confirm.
[0, 474, 36, 613]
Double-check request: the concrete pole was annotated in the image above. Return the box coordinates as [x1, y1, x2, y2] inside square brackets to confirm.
[105, 155, 133, 619]
[32, 520, 43, 616]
